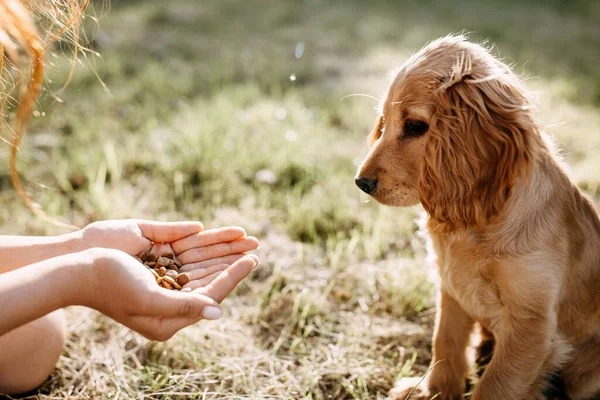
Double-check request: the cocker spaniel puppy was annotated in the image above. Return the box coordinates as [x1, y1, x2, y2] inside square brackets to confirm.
[355, 34, 600, 400]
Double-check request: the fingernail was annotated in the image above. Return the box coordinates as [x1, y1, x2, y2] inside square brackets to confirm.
[201, 306, 222, 320]
[248, 254, 260, 268]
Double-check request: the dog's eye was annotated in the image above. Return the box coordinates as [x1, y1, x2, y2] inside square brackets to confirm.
[403, 119, 429, 138]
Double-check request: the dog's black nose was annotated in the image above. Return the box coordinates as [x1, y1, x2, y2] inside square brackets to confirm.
[355, 177, 378, 194]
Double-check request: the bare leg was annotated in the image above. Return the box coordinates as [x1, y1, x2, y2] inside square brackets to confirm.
[0, 309, 66, 395]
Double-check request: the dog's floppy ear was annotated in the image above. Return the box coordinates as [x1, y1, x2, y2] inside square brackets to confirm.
[419, 66, 537, 231]
[368, 115, 384, 147]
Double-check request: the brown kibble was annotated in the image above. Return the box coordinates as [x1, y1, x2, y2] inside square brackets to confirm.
[156, 277, 163, 285]
[139, 250, 151, 261]
[162, 251, 175, 259]
[168, 264, 179, 272]
[181, 287, 192, 293]
[149, 268, 160, 279]
[162, 275, 181, 290]
[166, 270, 178, 279]
[177, 273, 190, 286]
[161, 281, 174, 290]
[146, 261, 156, 267]
[147, 253, 159, 263]
[157, 257, 171, 267]
[157, 267, 167, 277]
[174, 258, 182, 268]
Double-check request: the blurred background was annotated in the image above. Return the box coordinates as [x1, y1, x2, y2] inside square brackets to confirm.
[3, 0, 599, 398]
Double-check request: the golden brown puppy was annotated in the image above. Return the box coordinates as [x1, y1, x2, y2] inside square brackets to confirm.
[355, 34, 600, 400]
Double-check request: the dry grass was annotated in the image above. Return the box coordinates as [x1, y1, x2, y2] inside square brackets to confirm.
[34, 232, 434, 399]
[1, 0, 599, 399]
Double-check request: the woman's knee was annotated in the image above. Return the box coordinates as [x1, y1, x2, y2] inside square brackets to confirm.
[0, 309, 67, 395]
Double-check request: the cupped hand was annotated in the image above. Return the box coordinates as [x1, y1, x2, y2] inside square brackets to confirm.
[85, 248, 260, 341]
[78, 219, 259, 271]
[79, 219, 204, 255]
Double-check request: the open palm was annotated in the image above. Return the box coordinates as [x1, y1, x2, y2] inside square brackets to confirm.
[79, 219, 259, 286]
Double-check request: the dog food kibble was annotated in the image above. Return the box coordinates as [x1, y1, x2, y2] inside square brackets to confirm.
[139, 250, 151, 262]
[157, 257, 171, 268]
[162, 275, 181, 289]
[134, 251, 190, 292]
[166, 269, 178, 279]
[177, 273, 190, 285]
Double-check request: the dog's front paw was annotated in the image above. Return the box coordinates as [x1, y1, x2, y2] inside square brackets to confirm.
[389, 377, 432, 400]
[389, 376, 465, 400]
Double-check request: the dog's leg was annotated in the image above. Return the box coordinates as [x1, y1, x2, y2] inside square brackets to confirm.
[474, 325, 494, 377]
[390, 289, 474, 400]
[525, 333, 571, 400]
[562, 333, 600, 400]
[470, 318, 561, 400]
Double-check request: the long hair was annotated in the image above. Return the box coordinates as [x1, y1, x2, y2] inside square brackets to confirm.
[0, 0, 90, 229]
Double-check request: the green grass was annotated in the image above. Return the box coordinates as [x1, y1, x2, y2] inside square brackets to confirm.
[2, 0, 599, 398]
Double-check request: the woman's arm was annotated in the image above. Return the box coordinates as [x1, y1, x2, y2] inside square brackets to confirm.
[0, 232, 83, 273]
[0, 219, 259, 275]
[0, 249, 90, 337]
[0, 248, 258, 341]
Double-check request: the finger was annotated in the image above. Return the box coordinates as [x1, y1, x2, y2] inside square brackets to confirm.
[196, 255, 259, 303]
[137, 220, 204, 244]
[178, 237, 259, 264]
[184, 270, 223, 290]
[171, 227, 247, 255]
[150, 242, 173, 257]
[179, 254, 246, 272]
[144, 289, 219, 318]
[186, 263, 230, 281]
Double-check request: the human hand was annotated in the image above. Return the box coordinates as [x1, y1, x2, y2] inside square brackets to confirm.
[83, 248, 260, 341]
[77, 219, 259, 276]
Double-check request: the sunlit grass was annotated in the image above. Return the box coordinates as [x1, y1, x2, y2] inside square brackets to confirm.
[2, 0, 599, 398]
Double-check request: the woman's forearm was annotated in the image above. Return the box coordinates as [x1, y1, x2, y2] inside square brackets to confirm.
[0, 251, 93, 337]
[0, 231, 84, 273]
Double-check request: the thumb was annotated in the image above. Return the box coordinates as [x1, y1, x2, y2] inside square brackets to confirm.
[137, 220, 204, 243]
[145, 289, 222, 319]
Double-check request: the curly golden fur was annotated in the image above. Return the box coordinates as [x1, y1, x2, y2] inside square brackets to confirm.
[355, 34, 600, 400]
